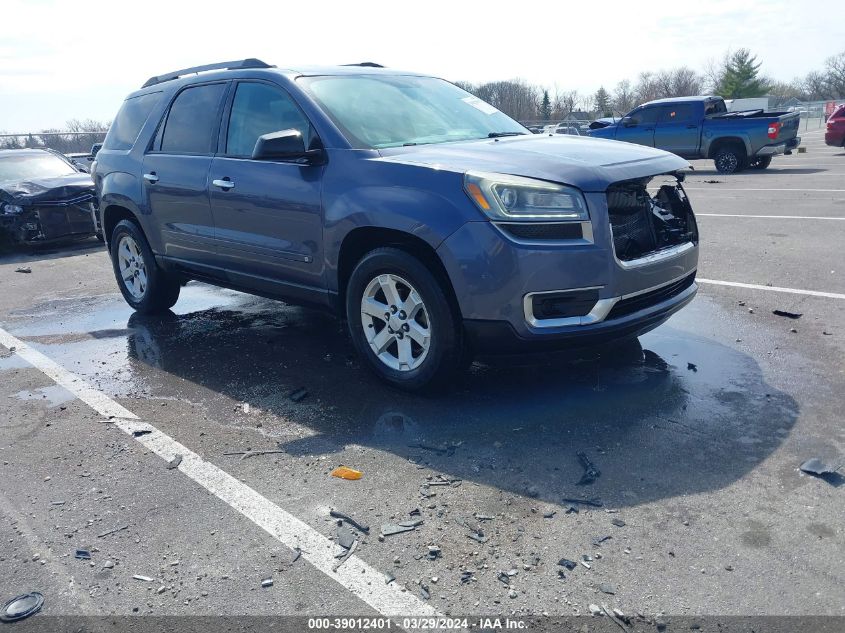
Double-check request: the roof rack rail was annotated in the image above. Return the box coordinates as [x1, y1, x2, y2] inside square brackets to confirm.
[141, 58, 275, 88]
[342, 62, 385, 68]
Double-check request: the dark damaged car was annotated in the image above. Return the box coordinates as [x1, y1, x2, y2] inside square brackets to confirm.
[0, 149, 100, 245]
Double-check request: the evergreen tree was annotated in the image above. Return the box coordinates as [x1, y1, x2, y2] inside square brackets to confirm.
[594, 86, 611, 116]
[715, 49, 770, 98]
[540, 90, 552, 120]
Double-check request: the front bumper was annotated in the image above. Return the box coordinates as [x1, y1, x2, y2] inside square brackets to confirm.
[756, 136, 801, 156]
[0, 199, 97, 244]
[465, 278, 697, 355]
[436, 190, 699, 349]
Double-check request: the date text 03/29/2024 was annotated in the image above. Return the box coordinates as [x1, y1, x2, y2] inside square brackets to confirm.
[307, 617, 528, 630]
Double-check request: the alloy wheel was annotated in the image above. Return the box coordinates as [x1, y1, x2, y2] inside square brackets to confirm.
[117, 235, 148, 300]
[360, 274, 431, 371]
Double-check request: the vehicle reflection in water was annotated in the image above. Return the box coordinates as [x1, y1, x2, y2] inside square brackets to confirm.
[118, 287, 798, 509]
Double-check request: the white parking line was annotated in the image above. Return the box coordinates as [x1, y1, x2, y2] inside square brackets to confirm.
[692, 173, 845, 176]
[697, 213, 845, 220]
[684, 188, 845, 192]
[698, 279, 845, 300]
[0, 327, 438, 619]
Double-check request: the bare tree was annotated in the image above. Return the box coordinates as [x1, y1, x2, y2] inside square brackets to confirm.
[670, 67, 703, 96]
[702, 54, 729, 93]
[551, 90, 586, 119]
[455, 79, 539, 120]
[612, 80, 636, 115]
[823, 50, 845, 98]
[802, 70, 830, 100]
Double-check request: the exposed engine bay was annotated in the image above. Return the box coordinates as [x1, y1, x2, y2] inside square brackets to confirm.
[606, 172, 698, 262]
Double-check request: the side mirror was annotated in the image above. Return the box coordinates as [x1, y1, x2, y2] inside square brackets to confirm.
[91, 143, 102, 157]
[622, 118, 636, 128]
[251, 129, 323, 163]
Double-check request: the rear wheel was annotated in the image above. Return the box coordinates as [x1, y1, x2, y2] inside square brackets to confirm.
[346, 247, 464, 392]
[748, 156, 772, 169]
[714, 145, 748, 174]
[110, 219, 180, 314]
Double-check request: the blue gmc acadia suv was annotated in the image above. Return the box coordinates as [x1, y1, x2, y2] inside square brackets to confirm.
[93, 59, 699, 391]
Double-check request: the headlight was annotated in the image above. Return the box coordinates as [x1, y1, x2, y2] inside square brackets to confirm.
[2, 203, 23, 215]
[464, 171, 588, 222]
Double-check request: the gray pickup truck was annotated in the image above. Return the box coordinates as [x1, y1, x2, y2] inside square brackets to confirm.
[588, 96, 801, 173]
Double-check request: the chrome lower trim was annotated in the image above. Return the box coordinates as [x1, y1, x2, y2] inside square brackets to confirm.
[524, 269, 696, 329]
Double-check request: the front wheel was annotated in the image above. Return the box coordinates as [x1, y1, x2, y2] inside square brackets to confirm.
[749, 156, 772, 169]
[346, 247, 464, 392]
[110, 219, 180, 314]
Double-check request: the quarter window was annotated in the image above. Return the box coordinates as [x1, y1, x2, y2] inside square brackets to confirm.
[160, 83, 227, 154]
[226, 82, 311, 157]
[103, 92, 161, 151]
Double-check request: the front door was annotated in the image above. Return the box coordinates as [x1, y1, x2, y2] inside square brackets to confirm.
[616, 105, 659, 147]
[654, 103, 700, 157]
[142, 81, 228, 270]
[209, 80, 324, 296]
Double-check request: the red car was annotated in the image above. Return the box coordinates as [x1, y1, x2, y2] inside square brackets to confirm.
[826, 105, 845, 147]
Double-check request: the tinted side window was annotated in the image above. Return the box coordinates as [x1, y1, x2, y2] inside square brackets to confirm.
[629, 107, 660, 125]
[160, 83, 227, 154]
[103, 92, 161, 150]
[659, 103, 695, 123]
[226, 83, 310, 157]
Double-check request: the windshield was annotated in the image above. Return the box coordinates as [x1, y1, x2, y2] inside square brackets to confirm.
[298, 75, 528, 149]
[0, 152, 77, 183]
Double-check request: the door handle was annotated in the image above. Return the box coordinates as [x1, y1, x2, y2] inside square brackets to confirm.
[686, 124, 697, 129]
[212, 178, 235, 190]
[143, 172, 159, 184]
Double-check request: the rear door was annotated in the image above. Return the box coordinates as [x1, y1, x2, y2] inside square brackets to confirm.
[654, 103, 700, 157]
[142, 81, 228, 270]
[208, 80, 324, 296]
[616, 106, 659, 147]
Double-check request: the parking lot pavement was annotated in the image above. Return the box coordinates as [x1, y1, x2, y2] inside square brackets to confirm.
[1, 136, 843, 623]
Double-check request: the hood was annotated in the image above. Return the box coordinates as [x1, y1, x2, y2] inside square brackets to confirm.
[377, 135, 688, 192]
[0, 172, 95, 206]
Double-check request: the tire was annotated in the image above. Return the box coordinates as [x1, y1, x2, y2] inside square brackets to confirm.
[110, 219, 180, 314]
[713, 146, 748, 174]
[345, 247, 464, 392]
[749, 156, 772, 170]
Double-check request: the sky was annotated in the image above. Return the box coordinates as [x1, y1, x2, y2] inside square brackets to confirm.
[1, 0, 843, 131]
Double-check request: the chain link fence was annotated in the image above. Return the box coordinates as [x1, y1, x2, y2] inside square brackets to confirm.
[791, 99, 845, 132]
[0, 130, 108, 155]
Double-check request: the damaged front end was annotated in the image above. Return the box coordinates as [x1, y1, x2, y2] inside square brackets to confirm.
[606, 172, 698, 263]
[0, 181, 98, 245]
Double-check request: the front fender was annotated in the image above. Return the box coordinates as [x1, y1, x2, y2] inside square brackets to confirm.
[322, 154, 480, 291]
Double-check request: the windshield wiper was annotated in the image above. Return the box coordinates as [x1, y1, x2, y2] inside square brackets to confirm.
[487, 132, 527, 138]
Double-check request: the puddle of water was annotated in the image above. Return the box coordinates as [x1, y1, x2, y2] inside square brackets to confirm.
[14, 383, 76, 408]
[0, 354, 29, 370]
[3, 283, 800, 509]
